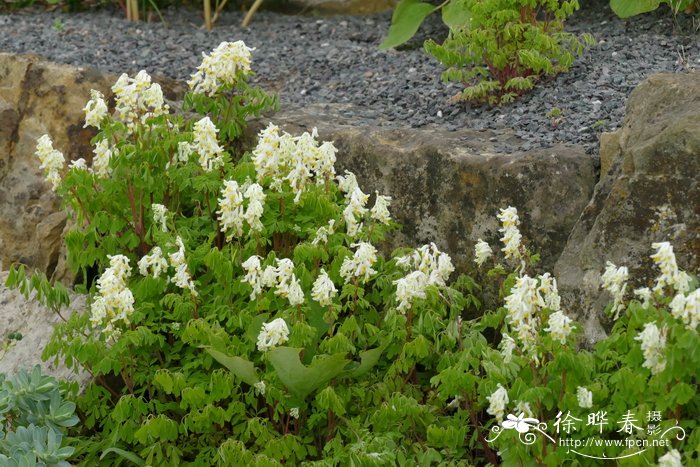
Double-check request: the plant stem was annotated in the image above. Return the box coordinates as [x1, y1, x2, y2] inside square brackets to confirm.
[464, 396, 499, 466]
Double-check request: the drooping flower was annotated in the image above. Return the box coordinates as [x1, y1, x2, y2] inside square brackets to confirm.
[576, 386, 593, 409]
[336, 171, 359, 194]
[69, 158, 89, 172]
[651, 242, 691, 295]
[497, 206, 524, 264]
[669, 289, 699, 331]
[175, 141, 193, 164]
[340, 242, 378, 283]
[253, 380, 266, 396]
[343, 187, 369, 238]
[90, 255, 134, 340]
[500, 333, 517, 363]
[270, 258, 305, 306]
[137, 247, 169, 279]
[35, 135, 65, 190]
[601, 261, 628, 320]
[658, 449, 682, 467]
[635, 322, 667, 375]
[83, 89, 108, 129]
[486, 384, 509, 423]
[514, 401, 534, 419]
[188, 41, 254, 96]
[394, 271, 429, 312]
[311, 269, 337, 306]
[243, 183, 266, 233]
[504, 275, 542, 354]
[217, 180, 245, 240]
[311, 219, 336, 245]
[193, 116, 224, 172]
[544, 311, 574, 344]
[289, 407, 300, 419]
[92, 139, 116, 178]
[241, 255, 263, 300]
[634, 287, 653, 308]
[169, 237, 197, 296]
[257, 318, 290, 351]
[111, 70, 169, 133]
[152, 204, 168, 232]
[393, 243, 454, 312]
[537, 272, 562, 312]
[370, 192, 392, 224]
[474, 239, 493, 267]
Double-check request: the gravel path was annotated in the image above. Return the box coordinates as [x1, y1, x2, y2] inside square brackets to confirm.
[1, 1, 698, 155]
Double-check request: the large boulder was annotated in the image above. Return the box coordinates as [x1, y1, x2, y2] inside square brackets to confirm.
[251, 104, 597, 274]
[555, 73, 700, 343]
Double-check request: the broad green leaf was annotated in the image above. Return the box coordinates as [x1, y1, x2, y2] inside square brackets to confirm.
[100, 447, 146, 466]
[609, 0, 660, 18]
[344, 346, 384, 378]
[205, 348, 259, 386]
[268, 347, 350, 399]
[442, 0, 472, 31]
[379, 0, 436, 49]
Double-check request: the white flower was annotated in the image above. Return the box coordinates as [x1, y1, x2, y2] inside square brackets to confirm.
[169, 237, 197, 296]
[486, 384, 509, 422]
[290, 407, 300, 419]
[176, 141, 193, 164]
[336, 171, 359, 194]
[311, 269, 337, 306]
[370, 192, 392, 224]
[576, 386, 593, 409]
[634, 287, 653, 308]
[670, 289, 699, 331]
[658, 449, 682, 467]
[241, 255, 263, 300]
[269, 258, 305, 306]
[311, 219, 336, 245]
[253, 380, 266, 396]
[112, 70, 169, 133]
[69, 158, 89, 171]
[601, 261, 628, 320]
[83, 89, 108, 129]
[514, 401, 534, 419]
[35, 134, 65, 190]
[504, 275, 542, 354]
[261, 265, 278, 288]
[243, 183, 266, 233]
[193, 116, 224, 172]
[635, 322, 667, 375]
[257, 318, 289, 351]
[544, 311, 574, 344]
[92, 139, 116, 178]
[90, 255, 134, 340]
[497, 207, 524, 263]
[340, 242, 377, 283]
[137, 247, 169, 278]
[152, 203, 168, 232]
[537, 273, 561, 312]
[188, 41, 254, 96]
[217, 180, 245, 240]
[474, 239, 493, 267]
[500, 333, 517, 363]
[394, 271, 429, 312]
[343, 187, 368, 238]
[651, 242, 691, 295]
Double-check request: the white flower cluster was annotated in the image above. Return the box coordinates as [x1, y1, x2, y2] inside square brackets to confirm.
[83, 89, 108, 129]
[193, 116, 225, 172]
[634, 322, 667, 375]
[340, 242, 378, 284]
[486, 384, 509, 422]
[370, 191, 392, 224]
[500, 333, 516, 363]
[497, 206, 525, 265]
[112, 70, 169, 133]
[474, 239, 493, 267]
[253, 380, 266, 396]
[576, 386, 593, 409]
[343, 185, 369, 238]
[137, 246, 169, 279]
[256, 317, 290, 352]
[601, 261, 629, 320]
[152, 203, 168, 232]
[90, 254, 134, 340]
[311, 219, 336, 246]
[35, 135, 65, 190]
[658, 449, 683, 467]
[188, 41, 253, 96]
[169, 237, 197, 296]
[393, 243, 454, 312]
[69, 158, 88, 171]
[505, 272, 571, 355]
[241, 256, 304, 306]
[311, 269, 337, 307]
[92, 139, 117, 178]
[216, 180, 266, 240]
[651, 242, 691, 295]
[670, 289, 699, 331]
[252, 124, 337, 203]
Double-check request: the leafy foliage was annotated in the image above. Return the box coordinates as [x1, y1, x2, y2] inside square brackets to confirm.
[610, 0, 699, 18]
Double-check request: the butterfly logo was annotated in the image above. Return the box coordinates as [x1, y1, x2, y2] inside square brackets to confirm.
[502, 413, 540, 433]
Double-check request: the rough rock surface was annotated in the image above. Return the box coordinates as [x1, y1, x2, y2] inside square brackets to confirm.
[555, 72, 700, 342]
[0, 272, 88, 383]
[252, 104, 597, 274]
[288, 0, 395, 14]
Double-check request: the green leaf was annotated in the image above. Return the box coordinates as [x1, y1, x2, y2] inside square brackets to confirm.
[267, 347, 350, 399]
[205, 347, 260, 386]
[379, 0, 436, 49]
[100, 447, 146, 466]
[609, 0, 661, 18]
[442, 0, 471, 31]
[344, 346, 384, 379]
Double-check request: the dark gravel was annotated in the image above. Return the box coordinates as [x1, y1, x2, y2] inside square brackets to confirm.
[1, 1, 698, 155]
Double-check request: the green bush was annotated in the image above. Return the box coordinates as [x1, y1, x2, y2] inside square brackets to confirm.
[9, 39, 698, 465]
[610, 0, 699, 19]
